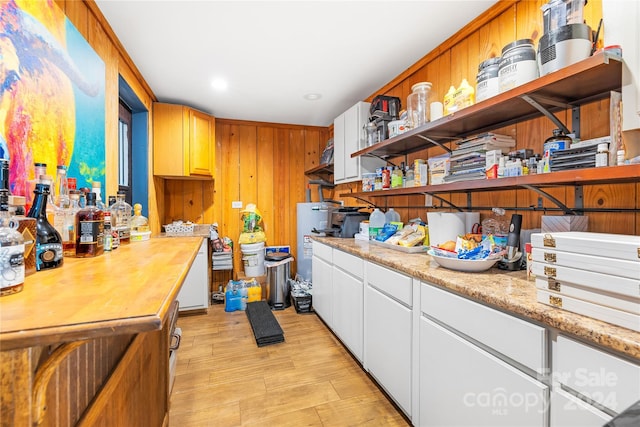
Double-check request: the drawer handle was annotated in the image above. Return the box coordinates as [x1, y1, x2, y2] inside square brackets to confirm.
[170, 333, 181, 351]
[549, 295, 563, 308]
[543, 234, 556, 248]
[547, 279, 561, 292]
[544, 252, 556, 263]
[544, 266, 557, 278]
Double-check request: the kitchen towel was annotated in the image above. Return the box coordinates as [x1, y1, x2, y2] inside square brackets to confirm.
[245, 301, 285, 347]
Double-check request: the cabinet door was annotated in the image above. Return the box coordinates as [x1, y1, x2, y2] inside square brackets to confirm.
[177, 240, 209, 311]
[188, 109, 214, 176]
[550, 389, 611, 427]
[153, 103, 188, 177]
[420, 316, 548, 427]
[342, 102, 361, 181]
[365, 284, 412, 416]
[332, 266, 363, 362]
[333, 112, 346, 182]
[312, 255, 333, 327]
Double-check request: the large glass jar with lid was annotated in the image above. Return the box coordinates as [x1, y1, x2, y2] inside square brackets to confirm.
[407, 82, 432, 129]
[110, 191, 132, 245]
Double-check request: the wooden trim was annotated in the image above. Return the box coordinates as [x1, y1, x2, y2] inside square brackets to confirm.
[215, 117, 329, 131]
[366, 0, 517, 100]
[83, 0, 157, 102]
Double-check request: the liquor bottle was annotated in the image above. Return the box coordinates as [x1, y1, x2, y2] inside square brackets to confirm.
[110, 191, 132, 245]
[62, 191, 81, 257]
[103, 210, 113, 252]
[91, 181, 106, 210]
[8, 195, 36, 276]
[131, 203, 149, 232]
[26, 183, 63, 271]
[39, 174, 56, 225]
[0, 189, 25, 296]
[54, 165, 70, 208]
[75, 192, 104, 258]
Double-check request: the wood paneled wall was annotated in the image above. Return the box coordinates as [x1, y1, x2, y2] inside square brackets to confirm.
[333, 0, 638, 235]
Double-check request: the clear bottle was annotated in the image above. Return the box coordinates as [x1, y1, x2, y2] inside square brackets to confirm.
[391, 165, 403, 188]
[34, 163, 47, 184]
[110, 191, 132, 245]
[407, 82, 432, 128]
[27, 183, 64, 271]
[0, 190, 25, 296]
[405, 165, 415, 187]
[75, 192, 104, 258]
[385, 208, 401, 223]
[91, 181, 106, 210]
[54, 165, 70, 209]
[40, 174, 57, 225]
[369, 208, 386, 240]
[131, 203, 149, 232]
[62, 191, 81, 257]
[103, 210, 113, 252]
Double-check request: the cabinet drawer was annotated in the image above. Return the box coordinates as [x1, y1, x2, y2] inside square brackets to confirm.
[366, 262, 412, 307]
[555, 335, 640, 413]
[333, 249, 363, 279]
[312, 241, 332, 263]
[421, 283, 547, 374]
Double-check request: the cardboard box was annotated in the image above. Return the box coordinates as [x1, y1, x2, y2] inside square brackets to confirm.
[540, 215, 588, 233]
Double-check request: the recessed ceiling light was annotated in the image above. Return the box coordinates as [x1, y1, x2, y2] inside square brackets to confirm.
[304, 93, 322, 101]
[211, 78, 228, 91]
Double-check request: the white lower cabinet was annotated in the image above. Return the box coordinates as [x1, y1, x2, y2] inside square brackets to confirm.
[311, 242, 333, 327]
[177, 239, 209, 312]
[550, 388, 611, 426]
[419, 316, 548, 427]
[365, 262, 413, 417]
[332, 250, 364, 362]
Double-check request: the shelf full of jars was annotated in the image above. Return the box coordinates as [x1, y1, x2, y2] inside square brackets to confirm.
[0, 160, 149, 298]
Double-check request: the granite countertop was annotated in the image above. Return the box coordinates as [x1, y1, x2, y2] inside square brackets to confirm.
[314, 236, 640, 360]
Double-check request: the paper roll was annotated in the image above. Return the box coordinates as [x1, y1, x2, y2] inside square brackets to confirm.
[430, 102, 444, 120]
[427, 212, 466, 247]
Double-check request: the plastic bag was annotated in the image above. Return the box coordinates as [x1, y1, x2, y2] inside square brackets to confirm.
[241, 204, 264, 233]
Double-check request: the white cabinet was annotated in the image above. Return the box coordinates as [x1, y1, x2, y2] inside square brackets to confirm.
[177, 239, 209, 312]
[419, 316, 549, 427]
[333, 101, 385, 184]
[311, 241, 333, 327]
[364, 262, 413, 417]
[332, 250, 364, 362]
[550, 388, 611, 427]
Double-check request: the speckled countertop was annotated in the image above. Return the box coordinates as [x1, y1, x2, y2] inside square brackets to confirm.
[314, 237, 640, 361]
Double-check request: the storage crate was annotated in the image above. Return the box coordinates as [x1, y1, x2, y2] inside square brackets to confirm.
[290, 293, 313, 313]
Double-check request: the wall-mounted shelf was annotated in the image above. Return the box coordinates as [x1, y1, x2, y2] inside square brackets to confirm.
[351, 52, 623, 159]
[305, 163, 334, 178]
[340, 165, 640, 198]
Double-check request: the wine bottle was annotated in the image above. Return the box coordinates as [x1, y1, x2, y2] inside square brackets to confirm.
[75, 192, 104, 258]
[27, 183, 63, 271]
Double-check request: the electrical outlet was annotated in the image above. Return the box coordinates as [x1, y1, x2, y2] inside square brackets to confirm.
[232, 201, 243, 209]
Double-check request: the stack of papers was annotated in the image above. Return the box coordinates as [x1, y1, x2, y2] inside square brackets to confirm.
[444, 133, 515, 183]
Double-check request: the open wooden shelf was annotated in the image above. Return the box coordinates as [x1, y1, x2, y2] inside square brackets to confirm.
[352, 52, 623, 159]
[340, 164, 640, 198]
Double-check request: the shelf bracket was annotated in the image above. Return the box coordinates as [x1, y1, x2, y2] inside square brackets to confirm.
[423, 192, 464, 212]
[521, 95, 571, 135]
[417, 135, 451, 153]
[521, 184, 577, 215]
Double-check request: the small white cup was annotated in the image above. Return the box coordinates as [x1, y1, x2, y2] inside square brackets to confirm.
[430, 102, 444, 121]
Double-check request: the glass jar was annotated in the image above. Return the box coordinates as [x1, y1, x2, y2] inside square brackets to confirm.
[407, 82, 432, 128]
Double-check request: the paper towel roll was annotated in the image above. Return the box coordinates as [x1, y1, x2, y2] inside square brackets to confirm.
[427, 212, 466, 247]
[464, 212, 480, 233]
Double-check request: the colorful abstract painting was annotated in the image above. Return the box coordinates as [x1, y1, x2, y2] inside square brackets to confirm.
[0, 0, 105, 205]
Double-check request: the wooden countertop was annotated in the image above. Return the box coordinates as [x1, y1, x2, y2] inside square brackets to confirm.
[315, 237, 640, 361]
[0, 236, 203, 351]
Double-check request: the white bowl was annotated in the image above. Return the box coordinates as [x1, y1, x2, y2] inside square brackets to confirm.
[428, 249, 500, 272]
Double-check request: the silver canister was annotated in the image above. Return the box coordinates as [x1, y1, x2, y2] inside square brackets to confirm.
[476, 57, 500, 102]
[498, 39, 538, 93]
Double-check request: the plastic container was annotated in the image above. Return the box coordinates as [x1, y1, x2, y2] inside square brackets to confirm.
[443, 85, 457, 116]
[543, 129, 572, 155]
[369, 208, 385, 240]
[385, 208, 401, 223]
[407, 82, 432, 128]
[498, 39, 538, 93]
[241, 241, 265, 276]
[476, 57, 500, 102]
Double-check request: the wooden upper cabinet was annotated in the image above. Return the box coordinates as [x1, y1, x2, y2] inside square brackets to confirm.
[153, 102, 215, 179]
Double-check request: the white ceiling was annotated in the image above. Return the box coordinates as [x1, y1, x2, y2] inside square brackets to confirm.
[95, 0, 497, 127]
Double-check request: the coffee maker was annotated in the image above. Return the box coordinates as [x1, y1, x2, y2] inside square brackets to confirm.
[369, 95, 401, 142]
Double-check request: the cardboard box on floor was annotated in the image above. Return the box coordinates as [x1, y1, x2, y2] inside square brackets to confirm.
[236, 271, 268, 301]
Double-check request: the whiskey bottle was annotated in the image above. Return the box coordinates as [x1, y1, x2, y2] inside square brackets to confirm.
[75, 192, 104, 258]
[62, 191, 81, 257]
[26, 183, 63, 271]
[0, 187, 25, 296]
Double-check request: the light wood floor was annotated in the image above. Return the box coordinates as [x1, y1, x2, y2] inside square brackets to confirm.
[169, 304, 410, 426]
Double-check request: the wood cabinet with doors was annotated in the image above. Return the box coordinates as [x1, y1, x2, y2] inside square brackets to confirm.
[153, 102, 215, 178]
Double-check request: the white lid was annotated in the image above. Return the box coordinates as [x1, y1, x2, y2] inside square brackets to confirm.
[411, 82, 432, 92]
[597, 143, 608, 151]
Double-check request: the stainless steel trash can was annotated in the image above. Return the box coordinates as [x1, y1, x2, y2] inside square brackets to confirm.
[265, 253, 293, 310]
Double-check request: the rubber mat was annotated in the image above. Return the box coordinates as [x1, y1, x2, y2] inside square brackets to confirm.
[245, 301, 284, 347]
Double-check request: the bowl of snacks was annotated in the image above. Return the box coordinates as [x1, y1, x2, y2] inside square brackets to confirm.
[428, 234, 503, 272]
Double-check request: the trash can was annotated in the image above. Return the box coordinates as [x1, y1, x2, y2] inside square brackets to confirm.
[264, 253, 293, 310]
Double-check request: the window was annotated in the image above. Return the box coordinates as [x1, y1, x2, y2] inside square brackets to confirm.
[118, 100, 133, 206]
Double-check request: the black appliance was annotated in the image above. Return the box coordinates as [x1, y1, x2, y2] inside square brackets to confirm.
[369, 95, 401, 142]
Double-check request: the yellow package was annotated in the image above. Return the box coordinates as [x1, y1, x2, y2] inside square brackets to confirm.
[246, 279, 262, 303]
[238, 231, 266, 244]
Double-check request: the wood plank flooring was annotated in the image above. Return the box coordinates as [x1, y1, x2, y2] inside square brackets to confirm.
[169, 304, 410, 426]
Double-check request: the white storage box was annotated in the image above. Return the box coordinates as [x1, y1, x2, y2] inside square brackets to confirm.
[532, 247, 639, 280]
[530, 232, 640, 262]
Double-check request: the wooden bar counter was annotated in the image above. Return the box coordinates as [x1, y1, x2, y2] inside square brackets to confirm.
[0, 236, 203, 427]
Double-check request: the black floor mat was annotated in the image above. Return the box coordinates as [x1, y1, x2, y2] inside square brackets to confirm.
[245, 301, 285, 347]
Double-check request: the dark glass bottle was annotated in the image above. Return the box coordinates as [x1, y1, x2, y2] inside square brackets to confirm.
[75, 192, 104, 258]
[27, 183, 64, 271]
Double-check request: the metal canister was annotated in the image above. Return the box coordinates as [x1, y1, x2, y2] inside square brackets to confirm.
[476, 57, 500, 102]
[498, 39, 538, 93]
